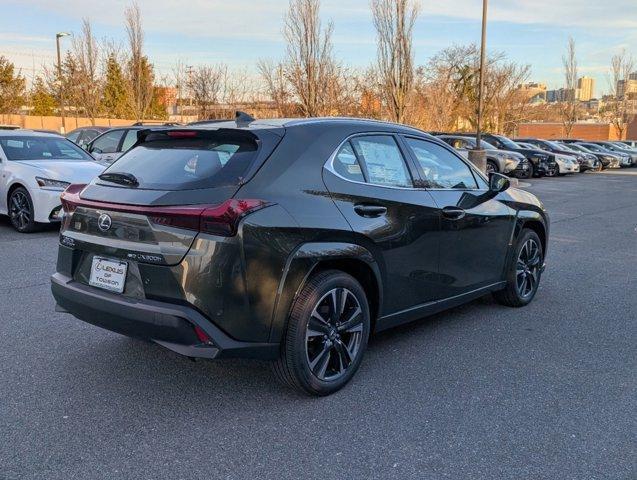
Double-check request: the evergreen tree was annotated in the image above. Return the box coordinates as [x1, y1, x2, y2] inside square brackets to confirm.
[102, 53, 129, 118]
[30, 76, 56, 116]
[0, 56, 26, 114]
[148, 86, 168, 120]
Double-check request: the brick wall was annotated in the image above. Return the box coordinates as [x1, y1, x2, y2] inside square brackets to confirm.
[517, 122, 622, 140]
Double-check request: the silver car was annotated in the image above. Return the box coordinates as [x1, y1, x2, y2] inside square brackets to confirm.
[437, 135, 530, 177]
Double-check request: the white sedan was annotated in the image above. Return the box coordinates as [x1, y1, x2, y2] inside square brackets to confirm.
[0, 130, 105, 232]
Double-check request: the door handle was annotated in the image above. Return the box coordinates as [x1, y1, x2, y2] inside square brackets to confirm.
[441, 206, 466, 220]
[354, 204, 387, 218]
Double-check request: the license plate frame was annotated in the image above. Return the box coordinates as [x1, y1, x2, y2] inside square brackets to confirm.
[89, 256, 128, 294]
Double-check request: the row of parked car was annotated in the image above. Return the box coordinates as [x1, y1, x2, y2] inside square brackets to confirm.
[430, 132, 637, 177]
[0, 119, 636, 234]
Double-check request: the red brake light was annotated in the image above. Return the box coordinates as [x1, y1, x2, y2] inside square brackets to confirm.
[147, 199, 266, 236]
[58, 189, 267, 237]
[60, 184, 87, 214]
[166, 130, 198, 138]
[200, 199, 266, 236]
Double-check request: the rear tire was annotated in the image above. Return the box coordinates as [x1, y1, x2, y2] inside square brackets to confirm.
[8, 187, 39, 233]
[273, 270, 370, 396]
[493, 229, 544, 307]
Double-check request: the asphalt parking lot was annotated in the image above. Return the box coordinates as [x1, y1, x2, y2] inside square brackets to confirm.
[1, 171, 635, 480]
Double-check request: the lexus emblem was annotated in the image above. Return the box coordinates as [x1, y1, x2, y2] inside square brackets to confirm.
[97, 213, 112, 232]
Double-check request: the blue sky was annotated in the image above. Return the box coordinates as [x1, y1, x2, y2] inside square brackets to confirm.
[1, 0, 636, 96]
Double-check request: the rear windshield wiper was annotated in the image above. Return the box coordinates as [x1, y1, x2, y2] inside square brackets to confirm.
[98, 172, 139, 187]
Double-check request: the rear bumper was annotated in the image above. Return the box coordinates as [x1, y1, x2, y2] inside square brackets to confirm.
[51, 273, 279, 360]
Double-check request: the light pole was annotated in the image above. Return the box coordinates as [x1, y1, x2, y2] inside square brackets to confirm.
[56, 32, 70, 134]
[468, 0, 488, 173]
[476, 0, 488, 150]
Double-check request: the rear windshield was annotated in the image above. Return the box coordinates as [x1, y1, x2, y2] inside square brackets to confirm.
[101, 131, 259, 190]
[0, 136, 93, 161]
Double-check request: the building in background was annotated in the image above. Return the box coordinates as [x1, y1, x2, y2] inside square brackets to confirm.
[577, 76, 595, 101]
[617, 73, 637, 99]
[519, 82, 547, 103]
[546, 88, 575, 103]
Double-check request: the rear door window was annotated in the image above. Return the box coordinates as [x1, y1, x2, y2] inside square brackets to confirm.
[100, 130, 260, 190]
[67, 130, 81, 142]
[91, 130, 124, 154]
[121, 129, 139, 152]
[405, 138, 478, 189]
[349, 135, 412, 187]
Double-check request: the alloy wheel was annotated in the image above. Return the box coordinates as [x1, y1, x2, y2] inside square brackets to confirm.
[9, 191, 31, 231]
[516, 238, 541, 298]
[305, 287, 364, 381]
[486, 162, 496, 174]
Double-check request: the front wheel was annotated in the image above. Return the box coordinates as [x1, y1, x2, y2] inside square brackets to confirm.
[545, 165, 558, 177]
[273, 270, 370, 396]
[486, 160, 498, 175]
[494, 229, 544, 307]
[9, 187, 39, 233]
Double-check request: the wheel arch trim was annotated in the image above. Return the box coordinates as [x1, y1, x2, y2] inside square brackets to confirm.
[268, 242, 383, 343]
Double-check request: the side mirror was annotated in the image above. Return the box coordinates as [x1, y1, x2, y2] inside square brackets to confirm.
[489, 172, 510, 193]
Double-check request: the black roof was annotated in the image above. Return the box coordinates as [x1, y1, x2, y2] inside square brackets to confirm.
[187, 116, 431, 137]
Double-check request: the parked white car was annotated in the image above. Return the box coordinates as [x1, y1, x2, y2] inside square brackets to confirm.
[553, 154, 580, 174]
[0, 130, 105, 232]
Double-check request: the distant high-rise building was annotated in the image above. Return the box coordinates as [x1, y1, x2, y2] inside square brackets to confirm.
[617, 74, 637, 99]
[577, 76, 595, 101]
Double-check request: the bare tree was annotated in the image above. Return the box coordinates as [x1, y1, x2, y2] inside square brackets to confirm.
[72, 19, 101, 124]
[371, 0, 419, 123]
[123, 2, 154, 121]
[560, 37, 579, 137]
[258, 59, 295, 116]
[604, 50, 635, 139]
[222, 67, 253, 112]
[283, 0, 342, 116]
[350, 67, 383, 119]
[189, 64, 225, 119]
[414, 45, 479, 131]
[171, 59, 188, 122]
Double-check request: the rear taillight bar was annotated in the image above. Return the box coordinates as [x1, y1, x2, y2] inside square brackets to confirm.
[60, 185, 268, 237]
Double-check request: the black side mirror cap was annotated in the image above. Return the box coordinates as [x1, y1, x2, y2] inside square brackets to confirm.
[489, 172, 510, 193]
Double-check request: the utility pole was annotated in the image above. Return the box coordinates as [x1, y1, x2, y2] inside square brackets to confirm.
[186, 65, 194, 111]
[56, 32, 70, 134]
[468, 0, 488, 173]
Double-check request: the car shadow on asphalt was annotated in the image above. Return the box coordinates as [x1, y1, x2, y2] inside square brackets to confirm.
[56, 294, 502, 405]
[0, 215, 60, 239]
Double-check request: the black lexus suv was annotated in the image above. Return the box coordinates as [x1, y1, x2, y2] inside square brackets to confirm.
[51, 116, 549, 396]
